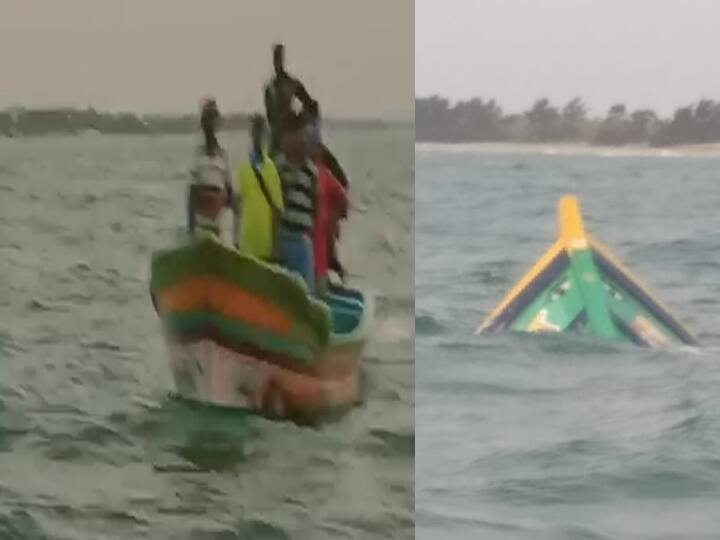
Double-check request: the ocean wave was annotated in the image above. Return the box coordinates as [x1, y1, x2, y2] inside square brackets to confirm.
[2, 130, 414, 539]
[365, 428, 414, 458]
[0, 510, 53, 540]
[415, 314, 445, 336]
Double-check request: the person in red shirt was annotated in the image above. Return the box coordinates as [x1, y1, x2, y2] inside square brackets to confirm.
[306, 111, 349, 296]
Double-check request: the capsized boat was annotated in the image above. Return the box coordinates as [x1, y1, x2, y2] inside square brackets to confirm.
[476, 195, 698, 347]
[150, 237, 372, 421]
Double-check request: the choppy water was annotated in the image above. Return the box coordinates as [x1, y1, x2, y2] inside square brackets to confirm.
[0, 128, 414, 539]
[416, 147, 720, 539]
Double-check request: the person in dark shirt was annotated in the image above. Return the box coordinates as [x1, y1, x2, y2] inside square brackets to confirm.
[264, 43, 314, 155]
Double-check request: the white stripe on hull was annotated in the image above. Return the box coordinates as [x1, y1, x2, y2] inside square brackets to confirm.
[166, 339, 360, 418]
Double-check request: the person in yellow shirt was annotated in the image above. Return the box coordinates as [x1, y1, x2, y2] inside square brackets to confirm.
[234, 115, 284, 260]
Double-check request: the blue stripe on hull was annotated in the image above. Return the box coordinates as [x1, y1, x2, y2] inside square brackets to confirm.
[592, 250, 698, 346]
[484, 251, 570, 332]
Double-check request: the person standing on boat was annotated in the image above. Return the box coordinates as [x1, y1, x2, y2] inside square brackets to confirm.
[264, 43, 314, 155]
[188, 98, 234, 241]
[304, 101, 349, 285]
[305, 107, 349, 295]
[234, 114, 284, 260]
[304, 100, 350, 190]
[275, 113, 317, 291]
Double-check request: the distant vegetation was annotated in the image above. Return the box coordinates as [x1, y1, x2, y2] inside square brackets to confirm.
[416, 96, 720, 147]
[0, 107, 393, 138]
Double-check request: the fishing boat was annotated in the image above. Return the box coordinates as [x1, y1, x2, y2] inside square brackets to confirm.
[476, 195, 698, 347]
[150, 236, 372, 421]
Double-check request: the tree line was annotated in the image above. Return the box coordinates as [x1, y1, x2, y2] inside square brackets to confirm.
[0, 107, 392, 137]
[416, 96, 720, 147]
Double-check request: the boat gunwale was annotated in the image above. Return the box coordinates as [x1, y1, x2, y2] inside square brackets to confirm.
[330, 290, 374, 346]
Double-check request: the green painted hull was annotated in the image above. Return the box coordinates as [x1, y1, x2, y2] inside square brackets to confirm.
[478, 196, 698, 347]
[150, 237, 371, 361]
[149, 237, 373, 418]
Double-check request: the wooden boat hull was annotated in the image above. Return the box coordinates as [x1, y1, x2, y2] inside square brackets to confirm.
[477, 196, 698, 347]
[166, 337, 364, 419]
[150, 238, 371, 420]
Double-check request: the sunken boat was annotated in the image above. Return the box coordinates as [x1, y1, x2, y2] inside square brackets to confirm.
[477, 195, 698, 347]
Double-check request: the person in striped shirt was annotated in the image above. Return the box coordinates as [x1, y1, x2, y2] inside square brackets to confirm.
[187, 98, 234, 241]
[275, 113, 317, 291]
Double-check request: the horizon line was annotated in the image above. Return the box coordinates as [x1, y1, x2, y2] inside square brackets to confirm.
[0, 104, 413, 124]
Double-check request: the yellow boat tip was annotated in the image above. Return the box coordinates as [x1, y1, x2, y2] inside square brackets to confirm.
[558, 195, 588, 251]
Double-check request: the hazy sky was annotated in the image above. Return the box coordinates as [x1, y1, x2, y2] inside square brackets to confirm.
[417, 0, 720, 116]
[0, 0, 413, 119]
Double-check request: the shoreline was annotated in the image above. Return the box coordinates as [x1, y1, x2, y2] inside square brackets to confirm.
[0, 122, 411, 140]
[0, 108, 411, 138]
[415, 141, 720, 158]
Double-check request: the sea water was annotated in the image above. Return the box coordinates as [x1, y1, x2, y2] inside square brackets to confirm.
[416, 146, 720, 540]
[0, 127, 414, 539]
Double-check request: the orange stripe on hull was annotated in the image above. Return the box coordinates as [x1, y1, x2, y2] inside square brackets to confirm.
[160, 277, 292, 335]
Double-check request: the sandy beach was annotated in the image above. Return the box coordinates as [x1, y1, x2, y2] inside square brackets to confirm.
[415, 141, 720, 158]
